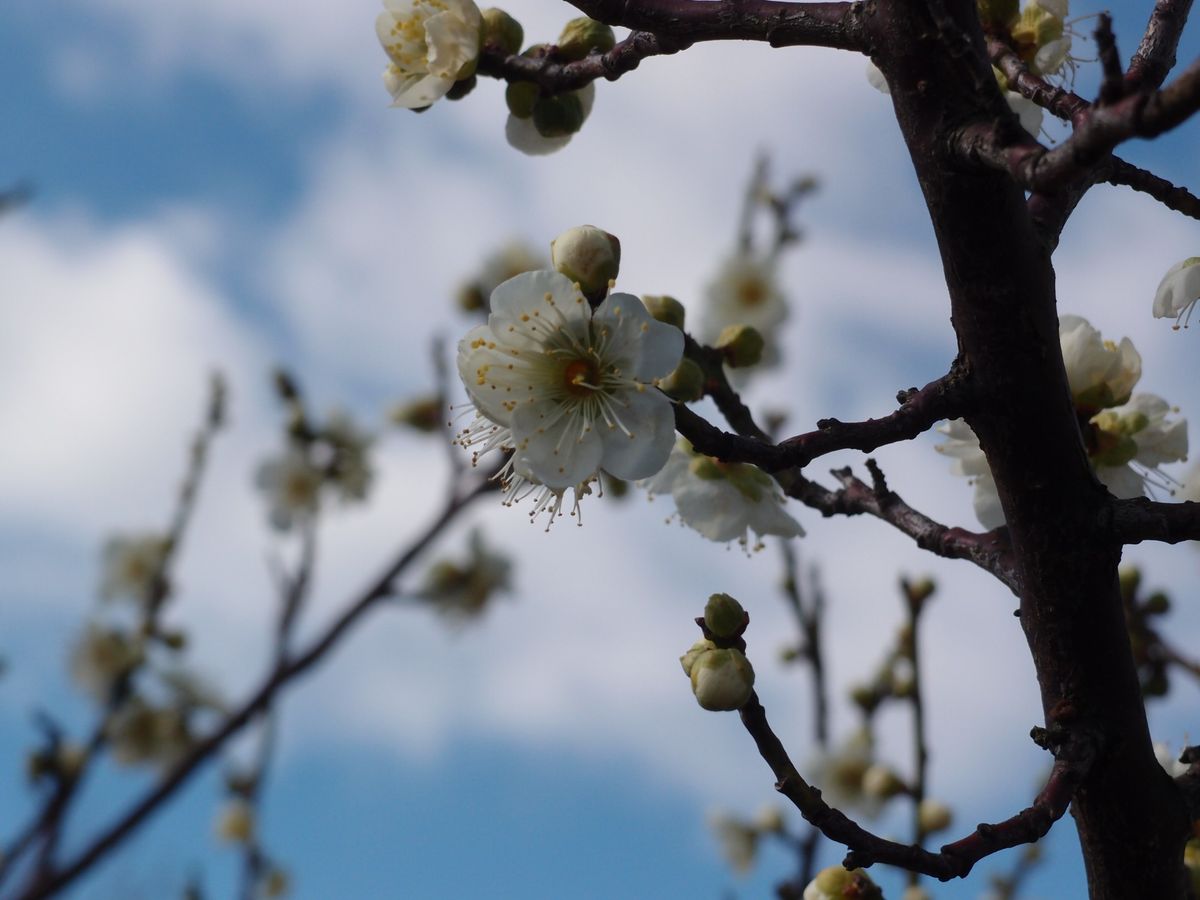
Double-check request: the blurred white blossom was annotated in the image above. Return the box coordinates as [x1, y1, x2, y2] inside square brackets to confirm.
[99, 533, 169, 606]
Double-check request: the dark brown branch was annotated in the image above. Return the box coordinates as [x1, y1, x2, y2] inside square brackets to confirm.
[1095, 15, 1127, 108]
[988, 38, 1200, 230]
[738, 691, 1095, 880]
[477, 31, 683, 92]
[565, 0, 868, 51]
[676, 370, 969, 471]
[1127, 0, 1195, 92]
[1106, 157, 1200, 220]
[787, 462, 1020, 593]
[955, 55, 1200, 193]
[987, 38, 1089, 122]
[17, 479, 495, 900]
[1110, 497, 1200, 545]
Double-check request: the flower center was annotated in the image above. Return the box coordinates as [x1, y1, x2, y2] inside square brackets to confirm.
[561, 358, 600, 397]
[736, 278, 766, 307]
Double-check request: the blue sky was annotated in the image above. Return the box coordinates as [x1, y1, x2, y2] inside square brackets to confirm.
[2, 1, 1199, 898]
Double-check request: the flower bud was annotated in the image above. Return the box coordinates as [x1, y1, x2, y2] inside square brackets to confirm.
[901, 886, 933, 900]
[803, 865, 882, 900]
[690, 648, 755, 711]
[659, 358, 705, 402]
[704, 592, 747, 639]
[262, 867, 291, 898]
[917, 798, 953, 834]
[390, 396, 443, 433]
[505, 81, 539, 119]
[445, 74, 477, 101]
[533, 92, 585, 138]
[215, 799, 255, 844]
[715, 324, 765, 368]
[551, 225, 621, 296]
[904, 576, 936, 605]
[482, 8, 524, 55]
[861, 763, 907, 800]
[557, 17, 616, 61]
[1144, 591, 1171, 615]
[642, 294, 686, 329]
[679, 639, 716, 677]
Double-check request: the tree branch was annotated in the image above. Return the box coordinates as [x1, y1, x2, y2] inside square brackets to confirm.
[477, 31, 684, 92]
[954, 55, 1200, 194]
[1127, 0, 1195, 92]
[787, 461, 1019, 593]
[1106, 157, 1200, 220]
[15, 478, 496, 900]
[1110, 497, 1200, 545]
[564, 0, 868, 51]
[738, 691, 1095, 880]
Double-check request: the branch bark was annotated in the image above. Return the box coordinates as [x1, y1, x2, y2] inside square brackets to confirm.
[1127, 0, 1195, 92]
[565, 0, 868, 51]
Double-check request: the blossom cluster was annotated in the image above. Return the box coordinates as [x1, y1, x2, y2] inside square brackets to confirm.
[938, 314, 1188, 528]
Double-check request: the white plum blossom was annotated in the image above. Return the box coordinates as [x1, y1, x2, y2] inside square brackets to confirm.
[505, 83, 595, 156]
[323, 410, 375, 502]
[1154, 741, 1190, 778]
[700, 252, 789, 370]
[105, 697, 192, 768]
[376, 0, 482, 109]
[1153, 257, 1200, 328]
[99, 533, 169, 605]
[806, 728, 884, 818]
[419, 530, 511, 622]
[938, 315, 1187, 528]
[708, 812, 759, 873]
[255, 449, 323, 531]
[642, 440, 803, 549]
[70, 624, 143, 702]
[456, 270, 683, 524]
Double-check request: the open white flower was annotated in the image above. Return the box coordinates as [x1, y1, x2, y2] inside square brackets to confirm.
[377, 0, 482, 109]
[642, 440, 803, 549]
[323, 410, 374, 502]
[1153, 257, 1200, 328]
[69, 624, 143, 702]
[939, 315, 1187, 527]
[806, 728, 885, 819]
[701, 253, 788, 367]
[456, 270, 683, 523]
[708, 812, 759, 874]
[100, 533, 169, 606]
[255, 449, 322, 531]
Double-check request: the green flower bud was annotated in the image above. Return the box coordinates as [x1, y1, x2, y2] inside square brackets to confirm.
[551, 225, 621, 295]
[690, 648, 755, 711]
[445, 74, 477, 101]
[532, 92, 585, 138]
[704, 592, 747, 639]
[481, 8, 524, 56]
[557, 16, 616, 61]
[390, 396, 443, 433]
[803, 865, 882, 900]
[904, 577, 936, 605]
[1144, 591, 1171, 615]
[679, 638, 716, 677]
[849, 682, 879, 713]
[505, 81, 539, 119]
[715, 323, 765, 368]
[642, 294, 686, 329]
[917, 798, 953, 834]
[659, 358, 705, 402]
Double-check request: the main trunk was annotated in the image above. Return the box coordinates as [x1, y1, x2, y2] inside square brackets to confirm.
[869, 1, 1191, 895]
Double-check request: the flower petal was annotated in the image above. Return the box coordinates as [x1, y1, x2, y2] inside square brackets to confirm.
[511, 399, 604, 488]
[597, 388, 676, 480]
[505, 114, 572, 156]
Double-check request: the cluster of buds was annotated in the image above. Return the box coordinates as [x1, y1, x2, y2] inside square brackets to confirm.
[680, 594, 755, 711]
[255, 372, 375, 531]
